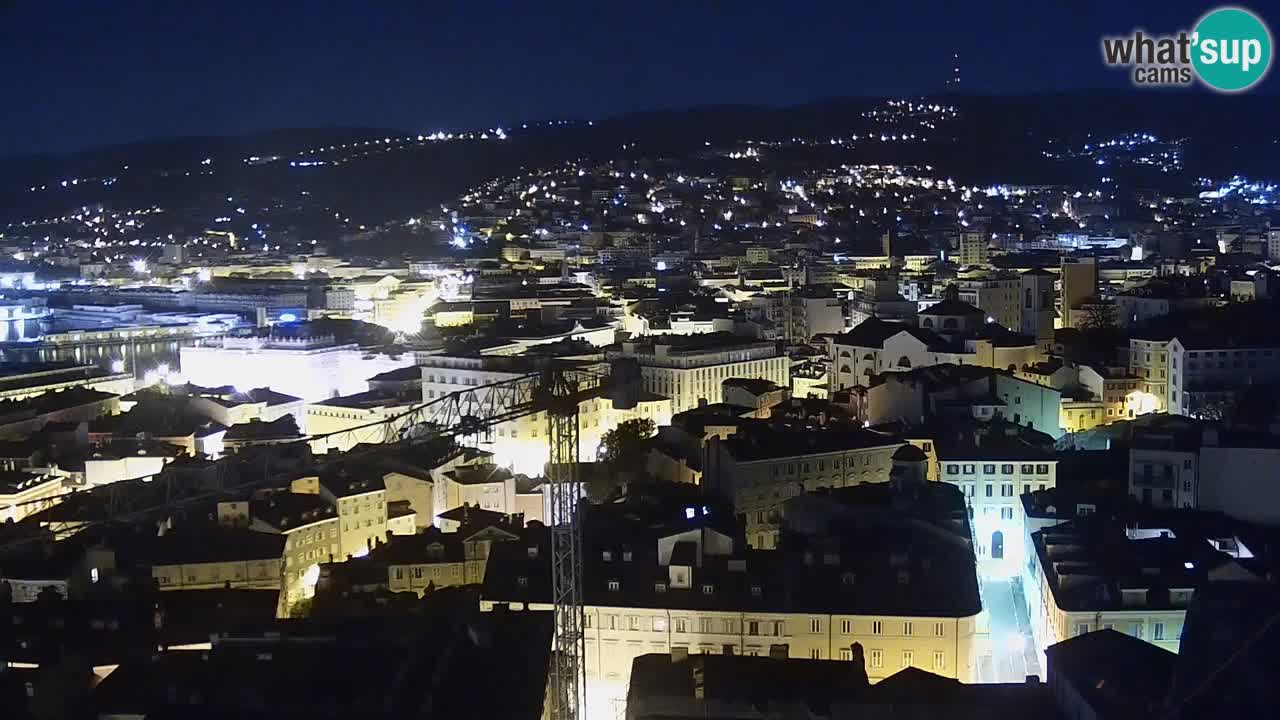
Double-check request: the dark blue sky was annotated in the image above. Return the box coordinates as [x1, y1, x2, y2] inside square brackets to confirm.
[0, 0, 1272, 157]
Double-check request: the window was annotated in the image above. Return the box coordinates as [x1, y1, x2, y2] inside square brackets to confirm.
[629, 616, 640, 631]
[903, 621, 913, 636]
[946, 464, 959, 474]
[902, 650, 914, 668]
[720, 619, 733, 634]
[839, 648, 852, 661]
[841, 620, 852, 634]
[870, 649, 884, 668]
[983, 464, 996, 474]
[607, 580, 620, 591]
[702, 584, 714, 595]
[675, 618, 687, 633]
[1021, 464, 1034, 474]
[1076, 623, 1090, 636]
[1001, 464, 1014, 474]
[748, 621, 760, 636]
[655, 582, 667, 593]
[1130, 622, 1144, 639]
[1001, 507, 1014, 520]
[872, 621, 883, 634]
[1036, 464, 1050, 474]
[985, 484, 993, 497]
[1002, 484, 1014, 497]
[517, 576, 528, 587]
[934, 651, 945, 670]
[810, 618, 821, 633]
[935, 622, 944, 636]
[653, 618, 667, 632]
[1154, 623, 1165, 641]
[963, 464, 975, 474]
[810, 649, 821, 659]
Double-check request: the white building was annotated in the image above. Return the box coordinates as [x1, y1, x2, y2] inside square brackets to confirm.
[180, 334, 414, 402]
[607, 334, 788, 415]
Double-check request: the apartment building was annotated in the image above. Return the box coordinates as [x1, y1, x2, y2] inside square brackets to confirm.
[705, 426, 903, 548]
[419, 355, 672, 474]
[482, 494, 981, 716]
[936, 423, 1057, 575]
[145, 527, 285, 591]
[608, 334, 788, 415]
[249, 491, 339, 608]
[1127, 415, 1280, 524]
[319, 471, 388, 560]
[1025, 520, 1205, 660]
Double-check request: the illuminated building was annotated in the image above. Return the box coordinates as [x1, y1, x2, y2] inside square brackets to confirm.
[705, 427, 904, 549]
[1058, 257, 1098, 329]
[304, 389, 420, 452]
[957, 230, 989, 267]
[0, 363, 134, 402]
[483, 489, 981, 716]
[1025, 520, 1203, 660]
[420, 355, 672, 474]
[145, 527, 286, 591]
[318, 470, 389, 560]
[0, 470, 67, 523]
[936, 423, 1057, 576]
[830, 316, 1043, 399]
[608, 334, 788, 415]
[179, 334, 414, 402]
[249, 490, 339, 609]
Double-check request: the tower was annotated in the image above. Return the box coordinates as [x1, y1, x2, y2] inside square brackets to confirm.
[945, 52, 961, 90]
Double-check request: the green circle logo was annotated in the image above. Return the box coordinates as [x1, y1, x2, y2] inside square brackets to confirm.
[1192, 7, 1272, 92]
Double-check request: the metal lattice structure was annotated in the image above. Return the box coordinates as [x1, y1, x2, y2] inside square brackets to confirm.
[541, 369, 587, 720]
[1, 362, 601, 720]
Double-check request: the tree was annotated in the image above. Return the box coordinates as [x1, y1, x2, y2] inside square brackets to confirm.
[1078, 298, 1118, 331]
[591, 418, 657, 500]
[597, 418, 656, 466]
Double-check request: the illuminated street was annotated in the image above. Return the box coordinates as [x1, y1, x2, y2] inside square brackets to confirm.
[978, 577, 1042, 683]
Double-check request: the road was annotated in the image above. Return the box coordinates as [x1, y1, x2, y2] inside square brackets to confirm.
[978, 577, 1042, 682]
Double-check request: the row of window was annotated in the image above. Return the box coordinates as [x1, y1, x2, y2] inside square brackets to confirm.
[770, 454, 880, 476]
[586, 615, 946, 638]
[946, 463, 1051, 476]
[1075, 621, 1174, 642]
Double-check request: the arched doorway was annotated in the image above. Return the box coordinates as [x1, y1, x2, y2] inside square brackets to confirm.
[991, 530, 1004, 559]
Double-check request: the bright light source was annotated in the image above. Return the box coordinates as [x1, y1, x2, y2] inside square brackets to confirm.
[130, 258, 148, 274]
[302, 564, 320, 588]
[279, 312, 298, 323]
[1184, 561, 1195, 569]
[352, 547, 370, 559]
[110, 359, 125, 374]
[685, 507, 696, 519]
[656, 261, 667, 271]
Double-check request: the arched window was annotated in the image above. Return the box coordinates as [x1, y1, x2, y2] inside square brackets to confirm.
[863, 353, 874, 361]
[839, 350, 852, 359]
[840, 364, 852, 374]
[897, 356, 912, 368]
[922, 318, 934, 328]
[943, 318, 958, 330]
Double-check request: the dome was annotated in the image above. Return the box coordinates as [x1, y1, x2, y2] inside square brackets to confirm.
[892, 444, 928, 462]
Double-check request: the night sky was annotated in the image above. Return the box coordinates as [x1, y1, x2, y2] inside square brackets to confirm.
[0, 0, 1273, 157]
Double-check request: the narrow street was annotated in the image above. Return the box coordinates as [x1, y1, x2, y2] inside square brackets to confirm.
[978, 577, 1042, 682]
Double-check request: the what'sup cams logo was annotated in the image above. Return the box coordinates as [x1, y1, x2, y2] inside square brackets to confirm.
[1102, 6, 1272, 92]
